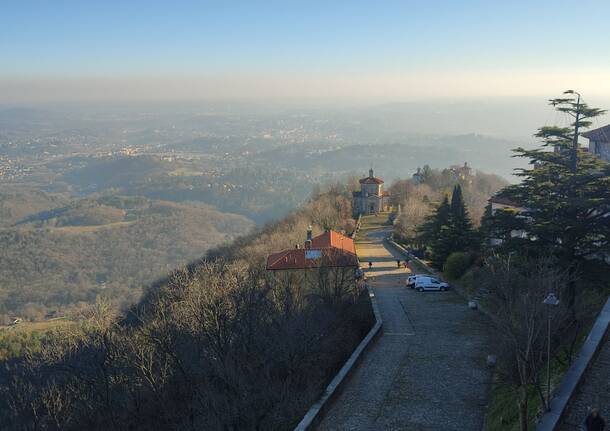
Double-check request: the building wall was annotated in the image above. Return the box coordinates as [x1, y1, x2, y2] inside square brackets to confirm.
[355, 195, 386, 214]
[356, 182, 385, 214]
[268, 266, 358, 297]
[590, 140, 610, 162]
[361, 183, 382, 196]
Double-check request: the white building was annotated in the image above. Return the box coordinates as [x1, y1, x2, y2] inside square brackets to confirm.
[583, 124, 610, 162]
[352, 169, 390, 215]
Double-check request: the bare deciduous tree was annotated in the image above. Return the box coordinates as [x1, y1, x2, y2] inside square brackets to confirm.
[482, 255, 571, 431]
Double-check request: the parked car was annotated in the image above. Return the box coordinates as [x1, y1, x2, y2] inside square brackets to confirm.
[414, 277, 450, 292]
[405, 274, 427, 289]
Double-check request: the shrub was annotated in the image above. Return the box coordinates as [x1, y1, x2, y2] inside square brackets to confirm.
[443, 252, 472, 280]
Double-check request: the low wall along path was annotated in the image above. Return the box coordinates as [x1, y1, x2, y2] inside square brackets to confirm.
[316, 215, 493, 431]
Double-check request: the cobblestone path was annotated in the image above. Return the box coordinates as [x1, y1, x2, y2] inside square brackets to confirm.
[317, 225, 492, 431]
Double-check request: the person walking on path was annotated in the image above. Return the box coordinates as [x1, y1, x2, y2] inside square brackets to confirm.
[368, 261, 373, 269]
[585, 409, 606, 431]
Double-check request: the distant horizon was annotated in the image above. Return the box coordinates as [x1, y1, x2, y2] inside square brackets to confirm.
[3, 1, 610, 103]
[3, 72, 610, 104]
[2, 92, 609, 145]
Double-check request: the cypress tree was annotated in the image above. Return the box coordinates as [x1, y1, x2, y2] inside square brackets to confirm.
[423, 185, 477, 269]
[448, 184, 476, 252]
[450, 184, 466, 219]
[418, 195, 452, 269]
[418, 195, 450, 245]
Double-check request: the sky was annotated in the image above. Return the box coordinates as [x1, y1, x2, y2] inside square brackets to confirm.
[2, 0, 610, 102]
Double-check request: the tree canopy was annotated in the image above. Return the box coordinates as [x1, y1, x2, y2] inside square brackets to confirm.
[488, 91, 610, 309]
[418, 184, 477, 269]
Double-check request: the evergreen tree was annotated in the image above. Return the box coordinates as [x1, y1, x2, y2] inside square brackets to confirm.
[420, 187, 477, 270]
[479, 202, 494, 242]
[430, 223, 455, 269]
[450, 184, 465, 217]
[449, 184, 475, 251]
[431, 185, 476, 268]
[481, 202, 530, 254]
[418, 195, 450, 246]
[489, 91, 610, 311]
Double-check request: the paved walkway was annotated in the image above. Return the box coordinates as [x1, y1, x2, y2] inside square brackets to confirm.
[317, 224, 492, 431]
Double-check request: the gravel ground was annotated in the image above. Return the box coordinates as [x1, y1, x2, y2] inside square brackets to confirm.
[316, 226, 493, 431]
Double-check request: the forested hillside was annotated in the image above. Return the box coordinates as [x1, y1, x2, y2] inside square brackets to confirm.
[0, 188, 373, 431]
[0, 187, 68, 227]
[0, 195, 254, 321]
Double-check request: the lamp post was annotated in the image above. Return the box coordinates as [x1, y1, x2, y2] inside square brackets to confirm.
[563, 90, 581, 173]
[543, 292, 560, 410]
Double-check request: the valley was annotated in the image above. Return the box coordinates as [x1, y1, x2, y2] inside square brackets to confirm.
[0, 103, 524, 321]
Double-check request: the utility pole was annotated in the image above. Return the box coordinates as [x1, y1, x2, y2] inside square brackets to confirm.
[543, 292, 560, 410]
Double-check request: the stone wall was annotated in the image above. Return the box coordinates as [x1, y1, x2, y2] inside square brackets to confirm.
[556, 328, 610, 430]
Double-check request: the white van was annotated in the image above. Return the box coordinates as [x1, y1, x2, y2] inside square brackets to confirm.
[413, 277, 450, 292]
[405, 274, 427, 289]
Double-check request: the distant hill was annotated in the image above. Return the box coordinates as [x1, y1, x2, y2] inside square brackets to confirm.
[0, 188, 69, 227]
[254, 135, 525, 182]
[59, 155, 313, 224]
[0, 194, 254, 320]
[62, 155, 171, 192]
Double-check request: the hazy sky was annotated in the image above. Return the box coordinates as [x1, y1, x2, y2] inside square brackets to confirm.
[2, 0, 610, 102]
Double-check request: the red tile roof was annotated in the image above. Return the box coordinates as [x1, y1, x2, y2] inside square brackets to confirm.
[311, 230, 355, 254]
[266, 248, 358, 270]
[266, 230, 358, 271]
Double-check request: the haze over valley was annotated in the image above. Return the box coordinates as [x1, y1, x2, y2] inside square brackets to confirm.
[1, 2, 609, 430]
[0, 99, 538, 319]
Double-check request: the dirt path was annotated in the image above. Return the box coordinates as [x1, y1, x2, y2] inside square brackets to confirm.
[316, 221, 492, 431]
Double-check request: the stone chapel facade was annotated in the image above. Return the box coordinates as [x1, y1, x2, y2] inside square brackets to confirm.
[352, 169, 390, 215]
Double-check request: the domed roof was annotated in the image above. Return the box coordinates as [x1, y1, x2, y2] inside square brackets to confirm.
[359, 168, 384, 184]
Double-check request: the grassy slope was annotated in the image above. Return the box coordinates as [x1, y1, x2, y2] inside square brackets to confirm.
[0, 319, 73, 360]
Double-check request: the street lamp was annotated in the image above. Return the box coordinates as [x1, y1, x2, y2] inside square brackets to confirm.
[562, 90, 582, 173]
[543, 293, 560, 410]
